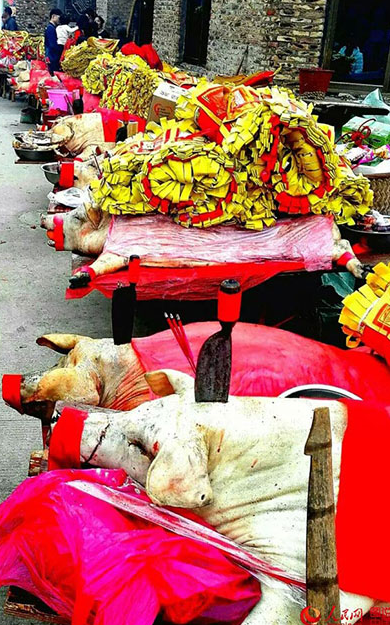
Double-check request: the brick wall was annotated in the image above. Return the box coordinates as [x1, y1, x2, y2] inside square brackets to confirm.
[13, 0, 53, 33]
[96, 0, 130, 36]
[152, 0, 328, 81]
[152, 0, 182, 64]
[13, 0, 328, 74]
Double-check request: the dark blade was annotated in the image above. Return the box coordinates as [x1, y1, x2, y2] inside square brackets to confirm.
[112, 285, 136, 345]
[112, 255, 140, 345]
[194, 324, 232, 403]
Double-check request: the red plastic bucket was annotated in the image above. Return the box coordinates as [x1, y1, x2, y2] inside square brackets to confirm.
[299, 68, 334, 95]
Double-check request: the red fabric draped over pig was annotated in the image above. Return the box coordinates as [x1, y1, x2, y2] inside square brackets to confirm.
[131, 322, 390, 402]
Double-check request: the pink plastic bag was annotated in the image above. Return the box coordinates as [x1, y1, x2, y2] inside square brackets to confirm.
[0, 469, 260, 625]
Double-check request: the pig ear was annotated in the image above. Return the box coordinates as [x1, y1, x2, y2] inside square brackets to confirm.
[36, 334, 89, 354]
[85, 201, 102, 228]
[145, 370, 194, 397]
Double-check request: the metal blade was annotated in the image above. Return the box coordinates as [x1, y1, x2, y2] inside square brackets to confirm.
[112, 285, 136, 345]
[194, 325, 232, 403]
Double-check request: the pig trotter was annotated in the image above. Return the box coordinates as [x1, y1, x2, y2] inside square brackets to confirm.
[361, 264, 374, 281]
[69, 272, 92, 289]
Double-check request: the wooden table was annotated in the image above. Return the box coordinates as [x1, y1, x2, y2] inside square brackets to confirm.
[303, 97, 389, 129]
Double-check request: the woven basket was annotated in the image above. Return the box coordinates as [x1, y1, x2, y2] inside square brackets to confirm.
[366, 173, 390, 215]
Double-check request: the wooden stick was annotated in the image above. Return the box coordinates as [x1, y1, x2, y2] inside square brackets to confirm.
[304, 407, 340, 624]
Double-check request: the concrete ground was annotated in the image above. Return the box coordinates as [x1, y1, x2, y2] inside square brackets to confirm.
[0, 96, 223, 624]
[0, 96, 114, 623]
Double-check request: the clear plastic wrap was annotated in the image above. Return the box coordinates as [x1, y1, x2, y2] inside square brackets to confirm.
[103, 214, 334, 272]
[66, 214, 334, 300]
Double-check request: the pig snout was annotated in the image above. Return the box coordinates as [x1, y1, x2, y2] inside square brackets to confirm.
[2, 372, 55, 421]
[40, 213, 54, 230]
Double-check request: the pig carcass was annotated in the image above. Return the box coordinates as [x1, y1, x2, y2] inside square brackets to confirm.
[50, 371, 387, 624]
[40, 204, 368, 287]
[71, 158, 101, 189]
[49, 113, 116, 157]
[4, 322, 390, 421]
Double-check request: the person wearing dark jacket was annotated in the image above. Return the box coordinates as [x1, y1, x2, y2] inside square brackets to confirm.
[95, 15, 109, 38]
[45, 8, 62, 74]
[2, 7, 18, 31]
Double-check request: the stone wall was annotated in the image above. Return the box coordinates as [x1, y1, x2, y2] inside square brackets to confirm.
[96, 0, 129, 36]
[152, 0, 328, 81]
[152, 0, 182, 65]
[13, 0, 53, 33]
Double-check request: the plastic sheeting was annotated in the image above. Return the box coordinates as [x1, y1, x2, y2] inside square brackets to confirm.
[67, 215, 334, 300]
[132, 322, 390, 403]
[103, 214, 333, 270]
[0, 468, 261, 625]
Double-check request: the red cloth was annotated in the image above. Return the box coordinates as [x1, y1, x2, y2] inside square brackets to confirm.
[48, 407, 88, 470]
[83, 91, 100, 112]
[31, 60, 46, 70]
[0, 469, 261, 625]
[130, 322, 390, 403]
[336, 400, 390, 602]
[60, 30, 82, 62]
[97, 109, 146, 141]
[59, 161, 74, 188]
[97, 108, 146, 135]
[66, 260, 305, 300]
[2, 374, 23, 414]
[121, 42, 163, 70]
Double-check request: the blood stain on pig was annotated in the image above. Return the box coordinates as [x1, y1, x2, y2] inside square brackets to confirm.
[153, 441, 159, 454]
[217, 430, 225, 453]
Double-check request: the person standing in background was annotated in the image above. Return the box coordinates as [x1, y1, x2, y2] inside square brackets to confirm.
[95, 15, 109, 38]
[85, 7, 98, 36]
[56, 14, 77, 57]
[45, 8, 62, 75]
[2, 6, 18, 30]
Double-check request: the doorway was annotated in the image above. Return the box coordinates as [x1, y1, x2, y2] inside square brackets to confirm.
[182, 0, 211, 66]
[130, 0, 154, 45]
[323, 0, 390, 89]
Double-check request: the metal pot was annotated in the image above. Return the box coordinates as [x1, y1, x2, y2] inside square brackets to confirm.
[14, 147, 56, 162]
[279, 384, 362, 400]
[41, 162, 60, 184]
[339, 224, 390, 253]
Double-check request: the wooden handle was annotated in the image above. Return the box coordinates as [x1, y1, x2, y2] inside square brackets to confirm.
[304, 407, 340, 624]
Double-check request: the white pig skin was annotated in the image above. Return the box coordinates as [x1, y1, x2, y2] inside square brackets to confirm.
[72, 370, 384, 624]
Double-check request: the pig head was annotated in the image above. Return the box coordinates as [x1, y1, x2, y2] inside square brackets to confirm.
[40, 202, 110, 256]
[4, 321, 390, 421]
[71, 159, 100, 189]
[2, 334, 149, 421]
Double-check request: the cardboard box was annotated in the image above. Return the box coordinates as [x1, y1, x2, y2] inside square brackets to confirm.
[147, 82, 188, 124]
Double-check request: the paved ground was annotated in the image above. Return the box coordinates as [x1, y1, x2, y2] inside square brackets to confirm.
[0, 96, 113, 623]
[0, 96, 224, 624]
